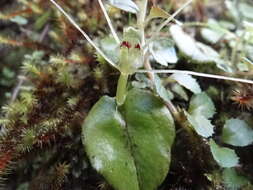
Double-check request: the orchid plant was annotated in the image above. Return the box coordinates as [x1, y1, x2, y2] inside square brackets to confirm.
[49, 0, 253, 189]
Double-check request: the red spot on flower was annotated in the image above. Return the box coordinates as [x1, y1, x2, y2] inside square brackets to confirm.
[120, 41, 131, 49]
[134, 43, 141, 49]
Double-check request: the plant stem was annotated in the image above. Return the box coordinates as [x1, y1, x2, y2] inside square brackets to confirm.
[116, 74, 128, 106]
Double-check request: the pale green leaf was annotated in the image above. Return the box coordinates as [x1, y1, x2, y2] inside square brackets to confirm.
[154, 75, 173, 102]
[185, 111, 214, 138]
[201, 28, 224, 44]
[10, 16, 28, 25]
[170, 24, 223, 64]
[108, 0, 139, 13]
[171, 83, 188, 101]
[188, 92, 215, 118]
[150, 38, 178, 65]
[170, 74, 201, 94]
[240, 2, 253, 20]
[100, 36, 119, 63]
[222, 119, 253, 147]
[222, 168, 249, 190]
[209, 139, 239, 168]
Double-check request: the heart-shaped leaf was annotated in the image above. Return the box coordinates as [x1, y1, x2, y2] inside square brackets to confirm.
[82, 88, 175, 190]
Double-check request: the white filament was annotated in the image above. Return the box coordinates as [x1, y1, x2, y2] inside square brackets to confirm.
[137, 69, 253, 84]
[49, 0, 118, 69]
[98, 0, 120, 44]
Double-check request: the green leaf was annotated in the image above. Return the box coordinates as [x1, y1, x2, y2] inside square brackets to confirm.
[149, 38, 178, 65]
[201, 28, 224, 44]
[185, 93, 215, 138]
[154, 75, 173, 102]
[148, 6, 170, 19]
[221, 119, 253, 147]
[108, 0, 139, 14]
[82, 88, 175, 190]
[200, 19, 228, 44]
[170, 74, 201, 94]
[171, 83, 188, 101]
[209, 139, 239, 168]
[170, 24, 223, 64]
[100, 36, 119, 63]
[10, 16, 28, 25]
[239, 2, 253, 20]
[222, 168, 249, 190]
[185, 112, 214, 138]
[188, 92, 215, 118]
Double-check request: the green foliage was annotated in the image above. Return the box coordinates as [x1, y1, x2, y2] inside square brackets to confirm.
[222, 168, 250, 190]
[185, 93, 215, 137]
[150, 38, 178, 65]
[0, 0, 253, 189]
[170, 74, 201, 94]
[82, 89, 175, 190]
[222, 119, 253, 147]
[209, 139, 239, 168]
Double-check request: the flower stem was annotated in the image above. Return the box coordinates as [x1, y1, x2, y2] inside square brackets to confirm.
[116, 74, 129, 106]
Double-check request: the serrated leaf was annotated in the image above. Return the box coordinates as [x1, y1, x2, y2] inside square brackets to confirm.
[222, 119, 253, 147]
[149, 38, 178, 66]
[148, 6, 170, 19]
[154, 75, 173, 102]
[222, 168, 249, 190]
[82, 88, 175, 190]
[209, 139, 239, 168]
[170, 74, 201, 94]
[108, 0, 139, 14]
[185, 111, 214, 138]
[170, 24, 223, 64]
[188, 92, 215, 118]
